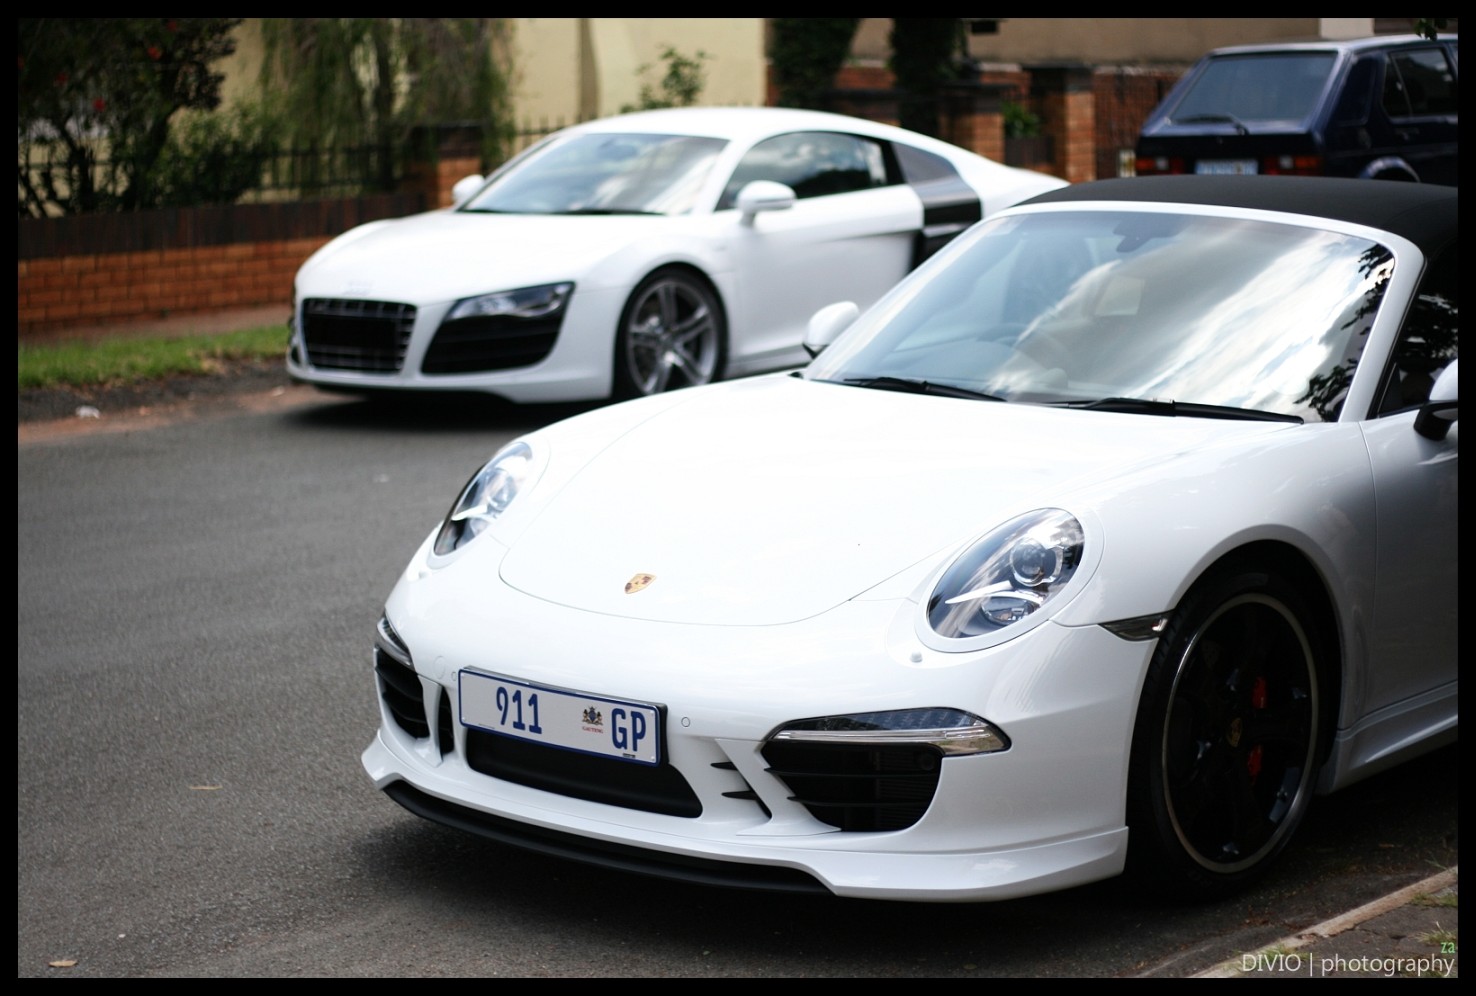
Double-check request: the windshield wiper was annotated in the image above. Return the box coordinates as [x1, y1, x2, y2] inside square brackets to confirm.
[557, 207, 662, 216]
[1055, 397, 1303, 423]
[836, 376, 1006, 402]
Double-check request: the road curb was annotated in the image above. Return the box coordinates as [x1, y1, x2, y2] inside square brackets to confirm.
[1194, 866, 1460, 978]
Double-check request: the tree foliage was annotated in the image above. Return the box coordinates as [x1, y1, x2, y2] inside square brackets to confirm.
[622, 46, 711, 113]
[18, 18, 246, 215]
[148, 103, 281, 208]
[889, 18, 965, 137]
[1413, 17, 1450, 39]
[770, 18, 860, 110]
[258, 18, 514, 192]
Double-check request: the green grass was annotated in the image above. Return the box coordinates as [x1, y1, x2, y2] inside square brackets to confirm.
[1413, 891, 1460, 909]
[1420, 925, 1457, 947]
[17, 325, 289, 391]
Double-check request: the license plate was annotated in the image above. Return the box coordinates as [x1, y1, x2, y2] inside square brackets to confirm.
[459, 670, 661, 765]
[1196, 159, 1257, 175]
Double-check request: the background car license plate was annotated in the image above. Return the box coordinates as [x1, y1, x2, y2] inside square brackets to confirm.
[459, 671, 660, 765]
[1196, 159, 1257, 175]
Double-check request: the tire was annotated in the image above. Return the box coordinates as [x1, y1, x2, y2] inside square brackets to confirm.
[1126, 567, 1324, 898]
[614, 269, 725, 399]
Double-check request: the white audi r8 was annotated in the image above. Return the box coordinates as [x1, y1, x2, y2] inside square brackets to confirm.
[362, 176, 1457, 902]
[288, 107, 1066, 404]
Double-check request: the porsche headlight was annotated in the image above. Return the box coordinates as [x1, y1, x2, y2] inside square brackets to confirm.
[927, 509, 1085, 640]
[433, 441, 538, 555]
[445, 282, 572, 322]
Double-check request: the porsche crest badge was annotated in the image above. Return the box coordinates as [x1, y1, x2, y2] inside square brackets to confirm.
[624, 573, 655, 594]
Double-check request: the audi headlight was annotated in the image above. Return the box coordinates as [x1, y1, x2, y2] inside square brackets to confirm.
[445, 282, 572, 322]
[927, 509, 1085, 641]
[433, 441, 539, 555]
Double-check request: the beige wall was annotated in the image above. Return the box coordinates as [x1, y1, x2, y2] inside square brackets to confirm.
[219, 20, 266, 109]
[512, 18, 767, 123]
[852, 18, 1378, 68]
[219, 19, 767, 128]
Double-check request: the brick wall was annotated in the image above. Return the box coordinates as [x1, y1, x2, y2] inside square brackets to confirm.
[17, 237, 326, 333]
[17, 193, 428, 338]
[1093, 67, 1186, 179]
[407, 155, 484, 209]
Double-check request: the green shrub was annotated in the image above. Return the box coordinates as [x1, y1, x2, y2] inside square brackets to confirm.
[623, 46, 710, 112]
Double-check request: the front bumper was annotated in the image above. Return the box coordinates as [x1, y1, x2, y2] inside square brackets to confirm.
[288, 286, 627, 403]
[361, 563, 1153, 902]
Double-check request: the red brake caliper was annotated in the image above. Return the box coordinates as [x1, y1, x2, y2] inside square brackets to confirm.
[1246, 676, 1268, 780]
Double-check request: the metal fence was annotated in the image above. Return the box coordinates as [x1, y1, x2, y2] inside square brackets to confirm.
[18, 119, 575, 216]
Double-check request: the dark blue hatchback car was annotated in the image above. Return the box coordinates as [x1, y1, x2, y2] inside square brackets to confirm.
[1135, 34, 1458, 186]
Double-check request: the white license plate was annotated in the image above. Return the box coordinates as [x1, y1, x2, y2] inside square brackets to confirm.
[459, 671, 661, 766]
[1196, 159, 1257, 175]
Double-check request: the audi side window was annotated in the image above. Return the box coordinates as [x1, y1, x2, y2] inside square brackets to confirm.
[719, 133, 889, 209]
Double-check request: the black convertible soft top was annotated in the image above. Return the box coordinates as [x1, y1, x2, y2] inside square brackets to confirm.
[1022, 176, 1457, 255]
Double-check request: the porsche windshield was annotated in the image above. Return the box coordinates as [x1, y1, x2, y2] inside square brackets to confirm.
[809, 210, 1395, 423]
[462, 133, 727, 216]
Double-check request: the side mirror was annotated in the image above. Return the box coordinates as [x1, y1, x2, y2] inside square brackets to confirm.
[451, 174, 486, 208]
[736, 181, 796, 226]
[1414, 359, 1458, 441]
[804, 302, 860, 359]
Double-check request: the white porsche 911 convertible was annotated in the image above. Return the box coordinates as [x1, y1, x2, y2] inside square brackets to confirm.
[361, 175, 1457, 902]
[288, 106, 1065, 404]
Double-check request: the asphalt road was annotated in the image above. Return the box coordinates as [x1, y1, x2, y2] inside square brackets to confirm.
[17, 387, 1459, 978]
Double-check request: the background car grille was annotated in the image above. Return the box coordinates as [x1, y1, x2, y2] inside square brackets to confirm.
[761, 741, 943, 831]
[464, 728, 702, 818]
[420, 314, 564, 374]
[300, 298, 414, 373]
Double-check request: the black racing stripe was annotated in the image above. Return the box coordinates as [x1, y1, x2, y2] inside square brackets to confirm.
[894, 143, 983, 268]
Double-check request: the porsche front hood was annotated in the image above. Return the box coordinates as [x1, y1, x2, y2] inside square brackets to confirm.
[498, 375, 1280, 626]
